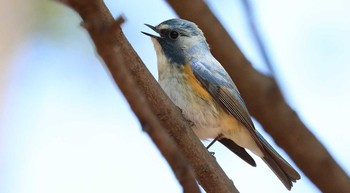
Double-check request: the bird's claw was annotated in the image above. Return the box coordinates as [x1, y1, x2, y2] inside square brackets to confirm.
[209, 151, 216, 158]
[187, 120, 194, 127]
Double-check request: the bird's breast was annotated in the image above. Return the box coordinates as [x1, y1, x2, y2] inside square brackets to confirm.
[158, 61, 222, 139]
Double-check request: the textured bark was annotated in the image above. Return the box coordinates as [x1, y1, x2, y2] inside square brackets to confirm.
[59, 0, 239, 192]
[166, 0, 350, 192]
[59, 1, 201, 193]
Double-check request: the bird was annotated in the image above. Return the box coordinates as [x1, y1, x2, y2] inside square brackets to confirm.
[142, 18, 300, 190]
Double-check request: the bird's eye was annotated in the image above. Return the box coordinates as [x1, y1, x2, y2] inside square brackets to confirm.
[169, 31, 179, 39]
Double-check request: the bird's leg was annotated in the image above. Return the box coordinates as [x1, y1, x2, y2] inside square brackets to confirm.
[206, 134, 223, 156]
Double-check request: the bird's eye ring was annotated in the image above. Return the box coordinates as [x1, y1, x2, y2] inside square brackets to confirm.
[169, 31, 179, 39]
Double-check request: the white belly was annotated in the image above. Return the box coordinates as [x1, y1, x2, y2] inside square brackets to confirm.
[159, 69, 222, 139]
[160, 74, 263, 156]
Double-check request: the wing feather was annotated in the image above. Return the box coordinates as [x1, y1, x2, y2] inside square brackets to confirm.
[190, 60, 301, 188]
[190, 61, 257, 134]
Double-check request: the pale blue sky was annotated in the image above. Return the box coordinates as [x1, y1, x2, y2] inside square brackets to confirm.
[1, 0, 349, 193]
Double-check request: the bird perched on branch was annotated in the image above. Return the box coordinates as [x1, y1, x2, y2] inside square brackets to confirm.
[142, 18, 300, 190]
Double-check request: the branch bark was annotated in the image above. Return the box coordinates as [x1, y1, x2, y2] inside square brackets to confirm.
[59, 0, 239, 192]
[59, 1, 200, 193]
[166, 0, 350, 192]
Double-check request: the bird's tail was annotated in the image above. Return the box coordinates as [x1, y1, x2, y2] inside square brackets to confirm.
[258, 134, 301, 190]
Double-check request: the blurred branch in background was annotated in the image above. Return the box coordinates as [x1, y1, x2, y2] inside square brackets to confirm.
[240, 0, 275, 76]
[0, 0, 32, 116]
[58, 0, 239, 192]
[166, 0, 350, 192]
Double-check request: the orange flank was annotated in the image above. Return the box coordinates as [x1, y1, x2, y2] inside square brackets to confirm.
[181, 64, 212, 101]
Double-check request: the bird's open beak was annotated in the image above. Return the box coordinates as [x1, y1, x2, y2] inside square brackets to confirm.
[141, 24, 161, 38]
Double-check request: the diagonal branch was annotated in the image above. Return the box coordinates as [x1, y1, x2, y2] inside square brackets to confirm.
[58, 0, 239, 192]
[240, 0, 276, 76]
[166, 0, 350, 192]
[59, 2, 200, 193]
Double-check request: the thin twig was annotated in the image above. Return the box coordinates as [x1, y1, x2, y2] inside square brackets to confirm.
[241, 0, 275, 76]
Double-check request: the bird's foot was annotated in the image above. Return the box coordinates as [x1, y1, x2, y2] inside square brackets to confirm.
[187, 120, 194, 127]
[209, 151, 216, 159]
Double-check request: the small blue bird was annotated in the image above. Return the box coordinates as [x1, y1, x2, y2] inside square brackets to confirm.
[142, 18, 300, 190]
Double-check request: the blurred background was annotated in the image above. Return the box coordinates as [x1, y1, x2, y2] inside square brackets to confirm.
[1, 0, 349, 192]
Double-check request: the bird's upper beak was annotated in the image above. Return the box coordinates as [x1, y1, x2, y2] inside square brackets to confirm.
[141, 24, 161, 38]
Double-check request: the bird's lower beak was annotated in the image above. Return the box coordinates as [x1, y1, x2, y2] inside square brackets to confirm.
[141, 24, 160, 38]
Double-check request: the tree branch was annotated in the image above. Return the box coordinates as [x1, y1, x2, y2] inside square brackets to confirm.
[166, 0, 350, 192]
[240, 0, 275, 76]
[59, 0, 239, 192]
[59, 1, 200, 193]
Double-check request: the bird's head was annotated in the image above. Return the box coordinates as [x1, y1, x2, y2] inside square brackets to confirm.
[142, 19, 209, 64]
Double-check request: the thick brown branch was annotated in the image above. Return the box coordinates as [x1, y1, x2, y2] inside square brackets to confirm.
[166, 0, 350, 192]
[60, 1, 200, 193]
[59, 0, 239, 193]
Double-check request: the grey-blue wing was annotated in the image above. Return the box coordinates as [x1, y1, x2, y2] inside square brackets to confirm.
[190, 60, 256, 133]
[190, 60, 301, 189]
[190, 59, 258, 166]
